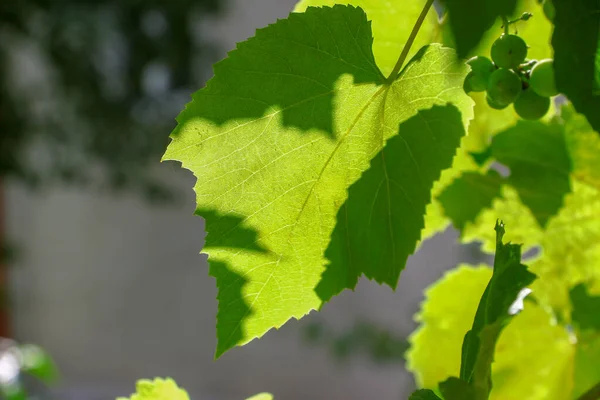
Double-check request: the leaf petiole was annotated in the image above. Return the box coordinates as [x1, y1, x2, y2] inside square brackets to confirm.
[386, 0, 435, 83]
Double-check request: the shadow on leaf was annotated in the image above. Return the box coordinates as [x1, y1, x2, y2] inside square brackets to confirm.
[171, 5, 384, 138]
[198, 208, 271, 358]
[316, 104, 466, 302]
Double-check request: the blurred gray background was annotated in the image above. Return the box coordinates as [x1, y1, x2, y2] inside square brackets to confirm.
[2, 0, 479, 399]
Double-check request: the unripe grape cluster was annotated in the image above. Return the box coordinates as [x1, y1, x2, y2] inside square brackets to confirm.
[463, 30, 558, 120]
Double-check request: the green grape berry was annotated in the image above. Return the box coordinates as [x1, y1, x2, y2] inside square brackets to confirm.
[465, 56, 495, 92]
[467, 56, 494, 74]
[487, 94, 509, 110]
[513, 88, 551, 120]
[487, 68, 522, 106]
[491, 34, 528, 69]
[464, 72, 487, 92]
[529, 59, 558, 97]
[463, 73, 474, 93]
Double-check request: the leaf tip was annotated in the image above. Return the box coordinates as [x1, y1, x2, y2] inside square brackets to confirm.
[494, 219, 505, 243]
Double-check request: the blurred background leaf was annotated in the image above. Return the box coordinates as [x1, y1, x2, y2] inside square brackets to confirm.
[303, 319, 409, 365]
[0, 0, 223, 203]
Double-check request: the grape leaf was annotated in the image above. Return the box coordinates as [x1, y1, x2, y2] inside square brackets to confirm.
[293, 0, 440, 77]
[407, 265, 575, 400]
[491, 120, 572, 227]
[164, 5, 473, 356]
[459, 222, 537, 395]
[563, 104, 600, 190]
[570, 283, 600, 331]
[438, 170, 504, 232]
[116, 378, 189, 400]
[443, 0, 518, 58]
[409, 389, 442, 400]
[552, 0, 600, 133]
[318, 105, 466, 300]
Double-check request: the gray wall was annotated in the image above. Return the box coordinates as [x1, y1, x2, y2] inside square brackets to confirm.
[5, 1, 474, 399]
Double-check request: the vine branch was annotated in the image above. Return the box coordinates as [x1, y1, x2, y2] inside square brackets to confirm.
[577, 382, 600, 400]
[386, 0, 435, 83]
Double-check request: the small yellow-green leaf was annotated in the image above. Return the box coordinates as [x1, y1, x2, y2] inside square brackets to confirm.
[117, 378, 189, 400]
[245, 393, 274, 400]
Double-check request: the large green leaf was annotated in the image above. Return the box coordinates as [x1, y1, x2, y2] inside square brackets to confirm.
[552, 0, 600, 133]
[164, 5, 473, 356]
[407, 265, 575, 400]
[491, 120, 572, 227]
[117, 378, 189, 400]
[293, 0, 440, 77]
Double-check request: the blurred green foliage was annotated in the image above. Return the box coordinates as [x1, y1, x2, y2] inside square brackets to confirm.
[303, 320, 408, 364]
[0, 0, 223, 202]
